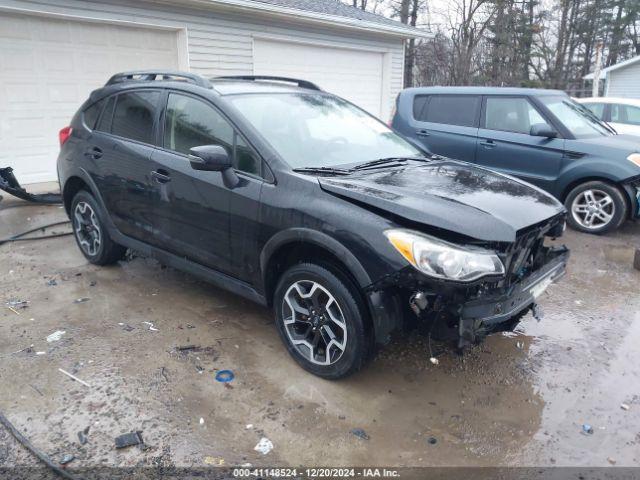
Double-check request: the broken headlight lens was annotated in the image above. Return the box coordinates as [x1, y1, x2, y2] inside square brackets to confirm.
[384, 229, 505, 282]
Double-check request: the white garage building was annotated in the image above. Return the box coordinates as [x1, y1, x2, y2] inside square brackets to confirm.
[0, 0, 429, 184]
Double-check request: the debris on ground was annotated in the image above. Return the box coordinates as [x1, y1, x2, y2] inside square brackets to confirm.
[47, 279, 57, 286]
[350, 428, 370, 440]
[46, 330, 66, 343]
[77, 426, 90, 445]
[59, 454, 74, 465]
[12, 344, 34, 355]
[204, 456, 225, 466]
[429, 357, 439, 365]
[176, 345, 199, 352]
[5, 299, 28, 315]
[118, 323, 134, 332]
[114, 431, 144, 449]
[254, 437, 274, 455]
[35, 351, 46, 355]
[58, 368, 91, 388]
[246, 424, 254, 429]
[0, 167, 62, 203]
[199, 418, 205, 425]
[215, 370, 235, 383]
[516, 341, 524, 350]
[608, 457, 616, 465]
[73, 297, 90, 304]
[427, 436, 438, 445]
[582, 424, 594, 435]
[142, 321, 158, 332]
[621, 403, 630, 411]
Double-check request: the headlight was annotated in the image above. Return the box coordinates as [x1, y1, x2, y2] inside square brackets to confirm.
[384, 229, 505, 282]
[628, 153, 640, 167]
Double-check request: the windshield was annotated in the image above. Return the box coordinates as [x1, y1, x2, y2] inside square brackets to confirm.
[539, 96, 612, 138]
[228, 93, 423, 168]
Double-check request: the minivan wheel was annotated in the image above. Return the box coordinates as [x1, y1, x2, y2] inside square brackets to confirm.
[565, 181, 627, 234]
[70, 190, 126, 265]
[273, 263, 369, 379]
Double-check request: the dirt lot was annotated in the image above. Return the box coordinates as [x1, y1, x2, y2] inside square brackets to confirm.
[1, 192, 639, 471]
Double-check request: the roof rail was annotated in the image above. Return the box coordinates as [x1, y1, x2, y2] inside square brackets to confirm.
[105, 70, 211, 88]
[214, 75, 321, 91]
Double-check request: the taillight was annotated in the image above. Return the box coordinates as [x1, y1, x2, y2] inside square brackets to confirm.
[59, 126, 72, 147]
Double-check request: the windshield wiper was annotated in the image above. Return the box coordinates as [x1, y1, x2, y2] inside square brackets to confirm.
[292, 167, 352, 176]
[352, 156, 431, 170]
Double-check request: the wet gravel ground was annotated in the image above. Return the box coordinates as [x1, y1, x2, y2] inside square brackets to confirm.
[1, 197, 639, 470]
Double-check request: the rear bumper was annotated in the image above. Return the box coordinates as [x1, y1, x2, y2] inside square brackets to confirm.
[458, 246, 569, 345]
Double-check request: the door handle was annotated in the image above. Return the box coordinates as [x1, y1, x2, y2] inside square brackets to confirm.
[416, 129, 430, 137]
[151, 169, 171, 184]
[479, 140, 496, 148]
[84, 146, 103, 159]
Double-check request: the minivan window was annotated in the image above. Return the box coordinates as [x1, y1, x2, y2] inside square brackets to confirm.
[83, 99, 105, 130]
[112, 91, 160, 144]
[421, 95, 480, 127]
[164, 93, 233, 156]
[612, 104, 640, 126]
[485, 97, 546, 134]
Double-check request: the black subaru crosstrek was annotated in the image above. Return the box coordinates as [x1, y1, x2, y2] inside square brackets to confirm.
[57, 71, 569, 379]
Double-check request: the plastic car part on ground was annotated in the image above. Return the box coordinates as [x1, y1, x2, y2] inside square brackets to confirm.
[0, 167, 61, 204]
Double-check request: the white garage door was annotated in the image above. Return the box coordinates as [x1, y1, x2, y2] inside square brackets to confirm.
[0, 12, 179, 184]
[253, 38, 384, 118]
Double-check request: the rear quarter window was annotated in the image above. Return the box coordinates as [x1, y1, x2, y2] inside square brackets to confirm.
[83, 99, 105, 129]
[420, 95, 481, 127]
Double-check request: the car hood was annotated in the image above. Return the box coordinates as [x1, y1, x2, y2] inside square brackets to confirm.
[573, 133, 640, 153]
[318, 160, 564, 242]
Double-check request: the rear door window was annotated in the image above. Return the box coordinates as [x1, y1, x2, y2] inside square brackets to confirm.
[421, 95, 481, 127]
[612, 104, 640, 126]
[484, 97, 546, 134]
[111, 91, 160, 144]
[413, 95, 429, 119]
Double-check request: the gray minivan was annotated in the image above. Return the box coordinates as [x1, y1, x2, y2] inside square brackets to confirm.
[391, 87, 640, 234]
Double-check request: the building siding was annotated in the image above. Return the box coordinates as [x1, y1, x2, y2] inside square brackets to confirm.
[0, 0, 405, 117]
[607, 62, 640, 99]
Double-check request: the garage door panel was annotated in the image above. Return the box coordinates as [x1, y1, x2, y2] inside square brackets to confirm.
[0, 12, 179, 183]
[253, 39, 384, 117]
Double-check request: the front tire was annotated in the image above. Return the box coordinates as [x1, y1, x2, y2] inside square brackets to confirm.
[70, 190, 126, 265]
[565, 181, 627, 234]
[273, 263, 369, 379]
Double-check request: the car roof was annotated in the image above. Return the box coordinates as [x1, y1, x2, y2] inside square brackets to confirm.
[402, 86, 567, 96]
[577, 97, 640, 107]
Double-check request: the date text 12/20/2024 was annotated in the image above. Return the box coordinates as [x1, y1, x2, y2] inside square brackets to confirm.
[233, 468, 401, 478]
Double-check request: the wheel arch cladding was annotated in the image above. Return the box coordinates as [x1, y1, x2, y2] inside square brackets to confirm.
[62, 176, 90, 214]
[260, 229, 372, 308]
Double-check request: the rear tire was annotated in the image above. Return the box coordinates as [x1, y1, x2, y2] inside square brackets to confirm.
[564, 181, 627, 234]
[273, 263, 369, 379]
[70, 190, 126, 265]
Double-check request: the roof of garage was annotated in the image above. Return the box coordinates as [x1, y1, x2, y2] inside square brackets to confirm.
[203, 0, 433, 38]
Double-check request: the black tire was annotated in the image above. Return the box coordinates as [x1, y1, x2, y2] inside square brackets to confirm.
[564, 181, 627, 234]
[273, 263, 370, 379]
[70, 190, 126, 265]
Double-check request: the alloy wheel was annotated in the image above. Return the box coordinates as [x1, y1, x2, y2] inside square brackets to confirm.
[73, 201, 101, 256]
[570, 189, 615, 230]
[281, 280, 348, 366]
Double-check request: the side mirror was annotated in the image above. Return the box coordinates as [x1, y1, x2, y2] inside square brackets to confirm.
[189, 145, 232, 171]
[530, 123, 558, 138]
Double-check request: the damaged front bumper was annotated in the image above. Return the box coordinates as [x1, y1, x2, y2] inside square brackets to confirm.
[458, 246, 568, 346]
[0, 167, 61, 204]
